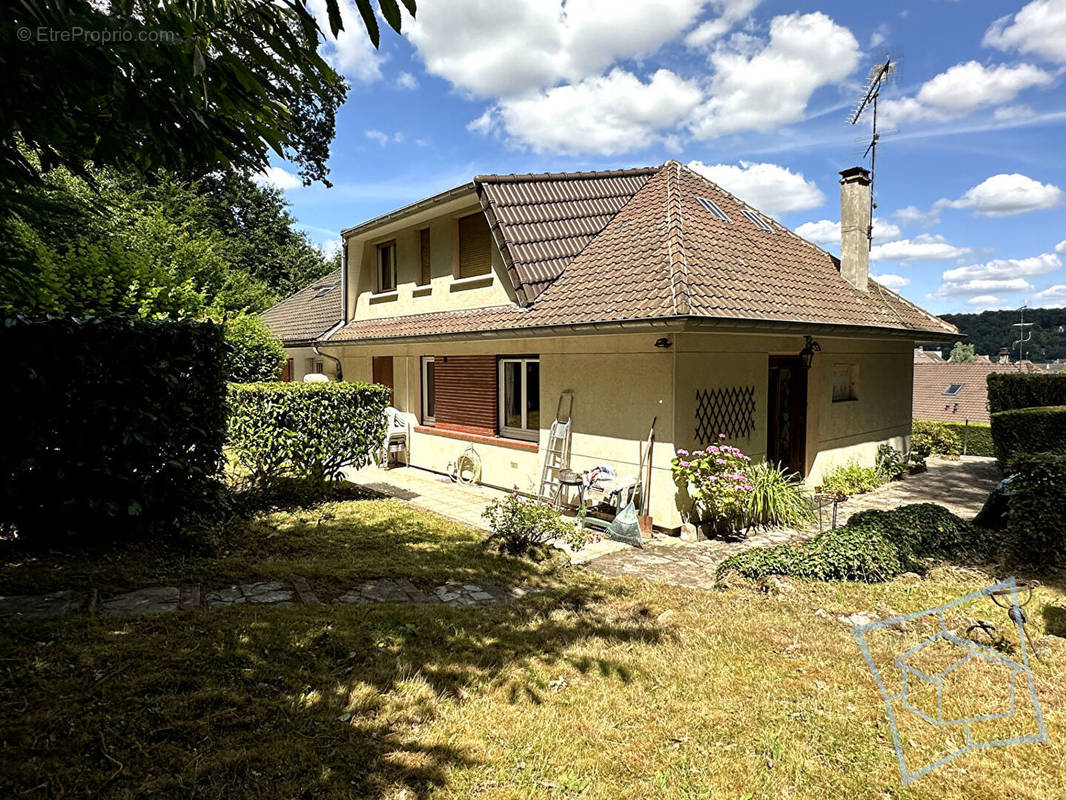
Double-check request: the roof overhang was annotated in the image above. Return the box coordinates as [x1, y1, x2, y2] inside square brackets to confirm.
[341, 182, 477, 239]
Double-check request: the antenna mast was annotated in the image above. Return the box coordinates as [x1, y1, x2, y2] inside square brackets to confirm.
[849, 59, 896, 248]
[1012, 305, 1034, 363]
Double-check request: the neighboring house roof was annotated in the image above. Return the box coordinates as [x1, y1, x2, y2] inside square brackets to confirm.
[260, 268, 342, 346]
[330, 162, 958, 345]
[914, 347, 945, 363]
[913, 361, 1044, 424]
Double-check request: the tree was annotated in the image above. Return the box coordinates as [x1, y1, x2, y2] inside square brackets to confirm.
[223, 313, 286, 382]
[948, 342, 977, 363]
[1, 1, 412, 210]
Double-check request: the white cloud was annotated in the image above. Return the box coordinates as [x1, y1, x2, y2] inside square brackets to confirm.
[689, 12, 861, 138]
[984, 0, 1066, 63]
[308, 0, 383, 83]
[407, 0, 707, 98]
[942, 253, 1062, 282]
[893, 205, 941, 227]
[254, 166, 302, 191]
[317, 239, 342, 260]
[881, 61, 1053, 124]
[1033, 283, 1066, 305]
[1056, 239, 1066, 254]
[871, 234, 971, 262]
[685, 0, 762, 49]
[365, 129, 405, 146]
[935, 277, 1034, 297]
[475, 69, 702, 155]
[687, 160, 824, 216]
[967, 294, 1006, 306]
[993, 104, 1036, 121]
[872, 273, 909, 289]
[939, 173, 1063, 217]
[396, 71, 419, 90]
[795, 217, 901, 245]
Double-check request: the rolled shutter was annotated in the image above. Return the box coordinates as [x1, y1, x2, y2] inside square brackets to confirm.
[458, 213, 491, 278]
[434, 355, 497, 436]
[419, 228, 431, 285]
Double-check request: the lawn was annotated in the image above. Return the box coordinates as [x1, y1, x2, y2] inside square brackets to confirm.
[2, 492, 1065, 799]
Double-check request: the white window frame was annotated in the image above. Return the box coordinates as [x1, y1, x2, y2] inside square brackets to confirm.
[498, 357, 539, 441]
[421, 356, 435, 425]
[377, 241, 397, 293]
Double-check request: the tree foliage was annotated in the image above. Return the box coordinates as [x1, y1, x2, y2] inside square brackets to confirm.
[948, 342, 976, 362]
[934, 308, 1066, 361]
[223, 314, 286, 383]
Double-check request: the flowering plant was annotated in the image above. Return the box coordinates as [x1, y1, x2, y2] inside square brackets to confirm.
[672, 434, 753, 535]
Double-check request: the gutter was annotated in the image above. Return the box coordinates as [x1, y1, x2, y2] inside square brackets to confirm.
[340, 182, 477, 238]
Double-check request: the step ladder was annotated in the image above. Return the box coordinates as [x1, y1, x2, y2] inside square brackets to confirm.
[538, 391, 574, 501]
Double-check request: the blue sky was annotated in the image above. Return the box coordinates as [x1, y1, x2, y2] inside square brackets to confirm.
[267, 0, 1066, 315]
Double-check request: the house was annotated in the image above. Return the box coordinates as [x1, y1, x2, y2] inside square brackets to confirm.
[913, 360, 1046, 424]
[270, 161, 960, 529]
[914, 347, 945, 363]
[261, 269, 342, 381]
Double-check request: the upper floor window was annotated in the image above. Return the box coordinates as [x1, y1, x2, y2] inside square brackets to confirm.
[458, 213, 491, 279]
[377, 241, 396, 293]
[418, 228, 431, 286]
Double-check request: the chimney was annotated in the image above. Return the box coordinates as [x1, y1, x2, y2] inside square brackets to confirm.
[839, 166, 871, 292]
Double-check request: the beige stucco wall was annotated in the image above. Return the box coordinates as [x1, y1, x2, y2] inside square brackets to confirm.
[320, 330, 914, 529]
[283, 346, 336, 382]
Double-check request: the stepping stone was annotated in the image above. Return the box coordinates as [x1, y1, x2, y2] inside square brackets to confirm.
[241, 581, 293, 604]
[337, 591, 371, 604]
[101, 586, 179, 617]
[291, 576, 322, 605]
[0, 590, 81, 619]
[205, 588, 245, 608]
[179, 584, 200, 611]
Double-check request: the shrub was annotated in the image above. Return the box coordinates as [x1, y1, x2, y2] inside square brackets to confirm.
[0, 315, 227, 544]
[227, 382, 390, 485]
[482, 492, 586, 557]
[717, 504, 982, 583]
[223, 313, 285, 383]
[743, 461, 815, 530]
[1006, 453, 1066, 563]
[915, 421, 994, 457]
[818, 461, 883, 496]
[989, 405, 1066, 465]
[672, 439, 753, 535]
[876, 443, 908, 481]
[911, 419, 961, 458]
[987, 372, 1066, 414]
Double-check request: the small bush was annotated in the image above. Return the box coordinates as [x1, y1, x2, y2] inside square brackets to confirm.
[818, 461, 883, 496]
[672, 440, 753, 535]
[912, 420, 961, 458]
[1006, 453, 1066, 563]
[227, 382, 390, 485]
[482, 492, 586, 557]
[990, 405, 1066, 465]
[916, 421, 994, 457]
[987, 372, 1066, 414]
[876, 443, 908, 481]
[223, 313, 285, 383]
[717, 504, 983, 583]
[744, 461, 815, 530]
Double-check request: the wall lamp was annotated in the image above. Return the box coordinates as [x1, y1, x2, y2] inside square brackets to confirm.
[800, 335, 821, 369]
[654, 336, 673, 349]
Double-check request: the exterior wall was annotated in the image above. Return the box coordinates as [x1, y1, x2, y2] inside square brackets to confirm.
[283, 346, 336, 382]
[322, 330, 913, 528]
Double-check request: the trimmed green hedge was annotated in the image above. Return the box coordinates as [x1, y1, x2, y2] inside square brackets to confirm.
[989, 405, 1066, 465]
[227, 382, 390, 484]
[912, 419, 961, 458]
[1007, 453, 1066, 563]
[913, 420, 994, 457]
[1, 316, 227, 544]
[987, 372, 1066, 413]
[716, 503, 986, 583]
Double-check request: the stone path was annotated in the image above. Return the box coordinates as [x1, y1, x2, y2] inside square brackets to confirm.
[584, 456, 1002, 589]
[0, 577, 533, 621]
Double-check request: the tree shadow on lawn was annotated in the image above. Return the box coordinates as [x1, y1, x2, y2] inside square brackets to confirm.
[0, 580, 662, 799]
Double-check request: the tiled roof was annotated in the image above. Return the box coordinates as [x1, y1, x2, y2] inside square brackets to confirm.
[476, 167, 657, 304]
[330, 162, 960, 344]
[913, 361, 1042, 424]
[260, 269, 342, 345]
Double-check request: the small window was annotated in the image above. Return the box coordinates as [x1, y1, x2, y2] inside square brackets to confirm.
[418, 228, 431, 286]
[421, 356, 435, 424]
[943, 383, 964, 396]
[742, 209, 773, 232]
[376, 241, 396, 293]
[832, 363, 858, 402]
[499, 357, 539, 441]
[697, 197, 731, 222]
[305, 357, 324, 375]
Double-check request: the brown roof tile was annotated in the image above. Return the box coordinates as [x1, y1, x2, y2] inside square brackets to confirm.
[913, 361, 1042, 423]
[260, 269, 342, 345]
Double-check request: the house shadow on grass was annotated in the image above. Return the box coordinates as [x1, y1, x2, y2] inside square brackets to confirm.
[0, 580, 661, 799]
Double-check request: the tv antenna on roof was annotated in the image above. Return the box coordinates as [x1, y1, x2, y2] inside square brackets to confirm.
[1012, 304, 1034, 363]
[849, 57, 899, 247]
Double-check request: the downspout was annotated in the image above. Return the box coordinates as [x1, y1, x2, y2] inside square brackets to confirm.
[313, 345, 343, 381]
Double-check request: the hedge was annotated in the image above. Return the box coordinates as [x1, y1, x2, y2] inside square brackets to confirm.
[913, 420, 994, 457]
[227, 382, 390, 484]
[987, 372, 1066, 413]
[989, 405, 1066, 465]
[1007, 453, 1066, 563]
[0, 316, 227, 544]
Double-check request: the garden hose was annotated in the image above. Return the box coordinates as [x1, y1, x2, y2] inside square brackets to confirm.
[454, 445, 482, 486]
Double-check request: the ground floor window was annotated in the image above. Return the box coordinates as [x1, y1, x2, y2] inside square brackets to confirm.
[421, 356, 435, 424]
[499, 357, 539, 441]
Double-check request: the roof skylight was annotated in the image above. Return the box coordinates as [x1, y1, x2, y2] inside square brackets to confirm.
[741, 209, 773, 232]
[314, 280, 341, 298]
[697, 197, 731, 223]
[942, 383, 964, 396]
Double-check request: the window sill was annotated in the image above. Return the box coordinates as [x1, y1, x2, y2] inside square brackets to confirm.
[832, 397, 859, 404]
[414, 425, 539, 452]
[369, 290, 398, 304]
[412, 285, 432, 297]
[449, 274, 493, 292]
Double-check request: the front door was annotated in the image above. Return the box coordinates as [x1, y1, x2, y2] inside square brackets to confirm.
[372, 356, 394, 403]
[767, 356, 808, 475]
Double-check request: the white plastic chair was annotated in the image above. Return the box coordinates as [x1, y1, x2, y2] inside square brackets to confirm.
[380, 406, 408, 468]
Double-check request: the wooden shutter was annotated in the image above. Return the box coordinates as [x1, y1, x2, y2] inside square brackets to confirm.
[434, 355, 497, 436]
[372, 357, 394, 403]
[419, 228, 431, 285]
[281, 358, 293, 382]
[457, 213, 491, 278]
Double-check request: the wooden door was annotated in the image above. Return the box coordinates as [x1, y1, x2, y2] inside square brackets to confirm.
[767, 356, 808, 475]
[372, 356, 394, 404]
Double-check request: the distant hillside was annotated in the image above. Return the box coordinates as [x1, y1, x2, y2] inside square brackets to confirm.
[926, 308, 1066, 360]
